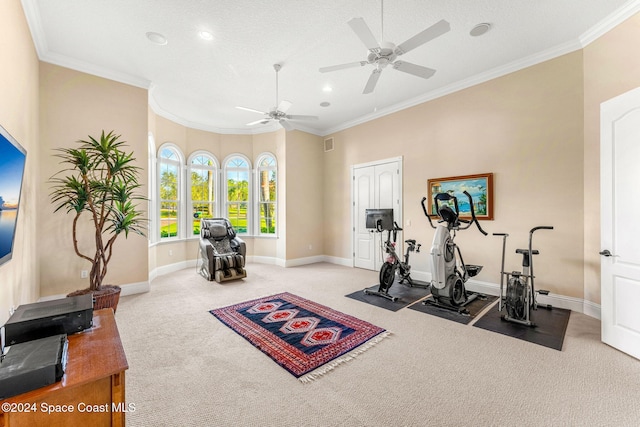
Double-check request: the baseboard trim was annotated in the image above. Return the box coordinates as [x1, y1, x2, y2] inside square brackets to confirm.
[120, 281, 150, 296]
[283, 255, 327, 268]
[320, 255, 353, 267]
[246, 255, 279, 265]
[583, 300, 602, 320]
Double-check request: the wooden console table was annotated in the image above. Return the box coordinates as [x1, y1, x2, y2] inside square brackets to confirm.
[0, 309, 129, 427]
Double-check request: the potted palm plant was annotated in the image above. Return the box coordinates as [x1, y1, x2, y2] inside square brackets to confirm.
[49, 130, 147, 312]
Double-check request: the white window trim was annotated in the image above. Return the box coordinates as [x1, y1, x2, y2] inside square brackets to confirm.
[222, 154, 252, 235]
[157, 143, 185, 241]
[186, 150, 219, 239]
[254, 152, 277, 237]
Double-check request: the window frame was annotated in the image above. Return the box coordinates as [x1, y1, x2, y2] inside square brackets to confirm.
[157, 143, 185, 241]
[187, 151, 219, 238]
[255, 152, 277, 236]
[222, 154, 252, 235]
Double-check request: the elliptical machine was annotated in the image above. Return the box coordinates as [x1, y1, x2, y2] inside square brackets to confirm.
[493, 226, 553, 327]
[420, 191, 487, 314]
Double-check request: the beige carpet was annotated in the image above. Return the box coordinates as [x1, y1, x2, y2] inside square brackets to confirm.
[116, 262, 640, 426]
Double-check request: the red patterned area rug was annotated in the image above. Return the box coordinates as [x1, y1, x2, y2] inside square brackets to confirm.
[210, 292, 390, 383]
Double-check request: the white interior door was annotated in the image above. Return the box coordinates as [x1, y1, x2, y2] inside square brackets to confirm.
[354, 166, 375, 270]
[353, 158, 401, 270]
[600, 86, 640, 361]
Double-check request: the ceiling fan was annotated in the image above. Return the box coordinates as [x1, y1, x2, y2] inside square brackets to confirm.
[319, 0, 450, 94]
[236, 64, 318, 131]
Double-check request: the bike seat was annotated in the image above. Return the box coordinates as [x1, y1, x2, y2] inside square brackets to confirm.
[405, 239, 416, 245]
[516, 249, 539, 255]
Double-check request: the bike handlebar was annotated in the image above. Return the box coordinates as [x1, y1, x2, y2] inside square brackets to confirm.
[493, 233, 509, 236]
[530, 226, 553, 233]
[462, 191, 488, 236]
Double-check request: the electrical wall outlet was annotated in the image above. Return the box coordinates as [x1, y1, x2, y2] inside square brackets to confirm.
[81, 270, 88, 279]
[169, 249, 173, 256]
[9, 306, 16, 316]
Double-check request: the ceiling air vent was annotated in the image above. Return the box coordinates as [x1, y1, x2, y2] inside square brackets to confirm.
[324, 137, 334, 152]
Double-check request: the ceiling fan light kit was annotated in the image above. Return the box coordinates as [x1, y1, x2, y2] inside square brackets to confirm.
[319, 0, 451, 94]
[236, 63, 319, 131]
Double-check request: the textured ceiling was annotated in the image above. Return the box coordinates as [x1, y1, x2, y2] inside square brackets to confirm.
[22, 0, 639, 135]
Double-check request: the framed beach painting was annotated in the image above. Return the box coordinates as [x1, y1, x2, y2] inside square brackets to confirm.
[427, 173, 494, 220]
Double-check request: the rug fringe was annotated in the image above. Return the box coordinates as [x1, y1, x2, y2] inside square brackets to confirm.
[299, 331, 392, 384]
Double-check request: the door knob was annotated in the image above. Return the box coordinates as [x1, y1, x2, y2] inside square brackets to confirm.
[599, 249, 618, 257]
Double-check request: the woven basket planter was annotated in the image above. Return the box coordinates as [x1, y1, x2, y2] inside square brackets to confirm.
[68, 285, 122, 313]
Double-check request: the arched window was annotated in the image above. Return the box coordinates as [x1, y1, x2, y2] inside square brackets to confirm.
[158, 144, 183, 239]
[188, 152, 218, 236]
[223, 155, 251, 234]
[256, 153, 277, 235]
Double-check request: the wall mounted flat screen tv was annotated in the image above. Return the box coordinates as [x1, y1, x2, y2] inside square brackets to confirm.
[0, 124, 27, 267]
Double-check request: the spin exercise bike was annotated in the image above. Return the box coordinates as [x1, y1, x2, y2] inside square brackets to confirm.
[493, 226, 553, 327]
[420, 191, 487, 315]
[363, 209, 425, 302]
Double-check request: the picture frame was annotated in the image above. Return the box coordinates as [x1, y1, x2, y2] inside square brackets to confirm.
[427, 173, 494, 220]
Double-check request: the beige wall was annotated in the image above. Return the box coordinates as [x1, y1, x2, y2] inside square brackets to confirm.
[325, 51, 585, 298]
[38, 63, 149, 297]
[582, 13, 640, 305]
[284, 131, 324, 261]
[0, 0, 40, 324]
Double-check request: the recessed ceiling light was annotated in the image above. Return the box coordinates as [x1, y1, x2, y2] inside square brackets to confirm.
[320, 102, 331, 107]
[146, 31, 167, 45]
[199, 30, 214, 41]
[470, 23, 491, 37]
[322, 85, 333, 93]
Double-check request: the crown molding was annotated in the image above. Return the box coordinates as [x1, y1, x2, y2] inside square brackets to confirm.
[580, 0, 640, 47]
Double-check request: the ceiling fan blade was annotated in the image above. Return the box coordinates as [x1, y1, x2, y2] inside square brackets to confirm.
[393, 61, 436, 79]
[277, 100, 293, 113]
[279, 119, 294, 131]
[394, 20, 450, 55]
[286, 115, 319, 121]
[236, 106, 267, 115]
[363, 69, 382, 94]
[348, 17, 380, 52]
[246, 119, 270, 126]
[319, 61, 368, 73]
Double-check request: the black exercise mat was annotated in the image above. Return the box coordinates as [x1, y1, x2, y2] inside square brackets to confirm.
[407, 294, 498, 325]
[345, 280, 431, 312]
[472, 303, 571, 351]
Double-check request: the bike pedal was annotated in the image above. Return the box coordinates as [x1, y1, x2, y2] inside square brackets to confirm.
[537, 289, 550, 295]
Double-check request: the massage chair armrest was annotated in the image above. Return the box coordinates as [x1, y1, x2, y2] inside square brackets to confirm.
[232, 236, 246, 258]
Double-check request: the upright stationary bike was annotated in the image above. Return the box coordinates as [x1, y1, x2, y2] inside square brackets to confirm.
[364, 210, 424, 302]
[420, 191, 487, 315]
[493, 226, 553, 327]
